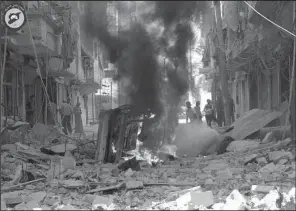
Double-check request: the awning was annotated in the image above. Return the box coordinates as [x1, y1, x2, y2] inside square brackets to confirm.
[48, 70, 75, 78]
[79, 80, 101, 96]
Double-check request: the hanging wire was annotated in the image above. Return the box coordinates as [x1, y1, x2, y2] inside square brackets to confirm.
[244, 1, 296, 38]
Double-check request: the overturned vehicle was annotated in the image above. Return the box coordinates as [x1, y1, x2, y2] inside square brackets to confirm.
[95, 104, 164, 163]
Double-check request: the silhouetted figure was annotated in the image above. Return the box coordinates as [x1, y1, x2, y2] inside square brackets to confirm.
[204, 99, 214, 127]
[74, 102, 83, 134]
[59, 100, 73, 135]
[194, 101, 202, 123]
[186, 101, 197, 124]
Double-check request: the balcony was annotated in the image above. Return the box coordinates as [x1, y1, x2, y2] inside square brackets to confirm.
[79, 55, 101, 96]
[6, 2, 67, 57]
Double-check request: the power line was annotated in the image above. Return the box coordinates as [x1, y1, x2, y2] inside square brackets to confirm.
[244, 1, 296, 38]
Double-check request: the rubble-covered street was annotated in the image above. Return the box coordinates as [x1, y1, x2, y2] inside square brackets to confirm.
[1, 1, 296, 210]
[1, 120, 295, 210]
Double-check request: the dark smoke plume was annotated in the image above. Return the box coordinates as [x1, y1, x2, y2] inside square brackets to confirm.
[82, 2, 163, 115]
[151, 1, 204, 103]
[82, 1, 205, 117]
[117, 23, 163, 115]
[82, 2, 126, 64]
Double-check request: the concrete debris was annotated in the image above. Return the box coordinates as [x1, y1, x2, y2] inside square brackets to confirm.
[251, 185, 275, 194]
[244, 154, 258, 165]
[256, 156, 268, 166]
[92, 195, 114, 209]
[226, 140, 260, 152]
[268, 150, 294, 162]
[126, 180, 144, 190]
[1, 124, 295, 210]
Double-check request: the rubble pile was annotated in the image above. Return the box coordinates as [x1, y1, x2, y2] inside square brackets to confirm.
[1, 131, 295, 210]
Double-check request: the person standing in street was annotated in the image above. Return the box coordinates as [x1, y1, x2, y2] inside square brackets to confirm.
[59, 100, 73, 135]
[26, 95, 35, 127]
[194, 101, 203, 123]
[204, 99, 214, 128]
[73, 101, 84, 134]
[186, 101, 197, 124]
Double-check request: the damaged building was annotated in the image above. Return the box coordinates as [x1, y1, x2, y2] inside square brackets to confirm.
[200, 1, 295, 131]
[0, 1, 119, 130]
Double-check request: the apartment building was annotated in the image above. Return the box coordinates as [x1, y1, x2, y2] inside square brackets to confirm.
[1, 1, 104, 129]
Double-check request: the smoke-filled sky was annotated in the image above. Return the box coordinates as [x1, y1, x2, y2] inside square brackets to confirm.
[82, 1, 206, 116]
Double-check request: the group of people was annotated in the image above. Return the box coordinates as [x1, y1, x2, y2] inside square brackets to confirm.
[26, 96, 84, 135]
[185, 99, 215, 127]
[185, 95, 235, 128]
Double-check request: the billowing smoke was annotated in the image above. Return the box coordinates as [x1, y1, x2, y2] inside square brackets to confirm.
[117, 23, 163, 115]
[150, 1, 204, 105]
[82, 1, 205, 117]
[82, 2, 163, 115]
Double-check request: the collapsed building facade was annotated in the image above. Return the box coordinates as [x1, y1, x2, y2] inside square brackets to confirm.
[200, 1, 295, 132]
[0, 1, 122, 130]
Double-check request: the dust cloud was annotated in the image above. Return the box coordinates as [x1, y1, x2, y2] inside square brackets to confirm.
[174, 123, 222, 157]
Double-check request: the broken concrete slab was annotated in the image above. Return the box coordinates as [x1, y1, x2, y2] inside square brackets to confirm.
[258, 189, 283, 210]
[227, 140, 260, 152]
[216, 169, 233, 180]
[4, 196, 23, 206]
[225, 109, 283, 140]
[176, 190, 214, 208]
[27, 191, 47, 204]
[92, 195, 113, 209]
[190, 190, 214, 207]
[212, 202, 225, 210]
[224, 190, 247, 210]
[256, 157, 268, 166]
[259, 163, 276, 174]
[251, 185, 275, 194]
[1, 144, 17, 152]
[277, 158, 289, 165]
[126, 180, 144, 190]
[25, 200, 40, 210]
[282, 137, 293, 146]
[244, 154, 258, 165]
[204, 178, 215, 185]
[268, 151, 294, 162]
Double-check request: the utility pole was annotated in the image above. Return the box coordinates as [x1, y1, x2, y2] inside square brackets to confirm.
[213, 1, 231, 126]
